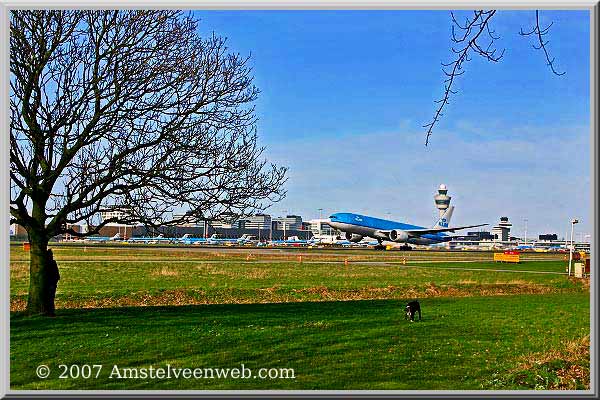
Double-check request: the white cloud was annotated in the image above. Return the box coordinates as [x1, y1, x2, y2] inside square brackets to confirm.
[264, 123, 592, 238]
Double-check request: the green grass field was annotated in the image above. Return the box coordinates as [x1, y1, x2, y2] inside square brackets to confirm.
[10, 244, 590, 390]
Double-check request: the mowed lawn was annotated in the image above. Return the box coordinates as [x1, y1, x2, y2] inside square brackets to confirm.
[10, 244, 590, 390]
[10, 245, 582, 310]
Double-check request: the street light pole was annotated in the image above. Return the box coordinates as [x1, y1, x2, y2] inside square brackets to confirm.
[282, 210, 288, 240]
[568, 218, 579, 276]
[524, 218, 528, 245]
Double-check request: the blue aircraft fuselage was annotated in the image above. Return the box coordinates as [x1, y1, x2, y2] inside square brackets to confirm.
[328, 212, 450, 245]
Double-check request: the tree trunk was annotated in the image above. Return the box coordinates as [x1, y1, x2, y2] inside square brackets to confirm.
[26, 230, 58, 316]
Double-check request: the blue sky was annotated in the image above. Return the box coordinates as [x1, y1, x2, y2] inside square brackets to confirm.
[194, 10, 591, 239]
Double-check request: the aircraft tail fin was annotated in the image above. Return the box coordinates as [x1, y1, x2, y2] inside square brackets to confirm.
[432, 206, 454, 229]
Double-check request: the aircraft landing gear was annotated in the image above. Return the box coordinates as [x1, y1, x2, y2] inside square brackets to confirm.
[400, 244, 413, 251]
[374, 240, 386, 251]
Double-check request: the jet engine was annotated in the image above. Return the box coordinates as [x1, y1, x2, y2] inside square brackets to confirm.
[389, 229, 409, 242]
[345, 232, 364, 243]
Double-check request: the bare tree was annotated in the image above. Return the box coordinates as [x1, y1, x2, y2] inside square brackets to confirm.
[424, 10, 564, 145]
[10, 10, 287, 316]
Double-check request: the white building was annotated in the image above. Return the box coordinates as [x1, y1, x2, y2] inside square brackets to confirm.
[100, 206, 135, 226]
[308, 219, 340, 244]
[209, 220, 238, 229]
[491, 217, 512, 242]
[273, 215, 303, 230]
[242, 214, 272, 230]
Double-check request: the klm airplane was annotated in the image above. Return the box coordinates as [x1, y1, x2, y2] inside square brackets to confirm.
[327, 206, 486, 250]
[83, 232, 122, 242]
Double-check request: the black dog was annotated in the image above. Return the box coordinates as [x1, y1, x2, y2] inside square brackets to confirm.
[405, 300, 421, 322]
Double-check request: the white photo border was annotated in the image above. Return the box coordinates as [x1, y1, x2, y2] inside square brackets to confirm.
[0, 2, 597, 398]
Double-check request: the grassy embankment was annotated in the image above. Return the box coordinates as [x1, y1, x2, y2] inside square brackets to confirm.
[10, 244, 590, 390]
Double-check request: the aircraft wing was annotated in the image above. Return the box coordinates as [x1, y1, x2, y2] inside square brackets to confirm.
[403, 223, 488, 236]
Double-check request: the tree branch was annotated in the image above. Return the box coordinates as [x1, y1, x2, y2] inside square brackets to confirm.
[520, 10, 565, 76]
[423, 10, 502, 146]
[10, 10, 287, 239]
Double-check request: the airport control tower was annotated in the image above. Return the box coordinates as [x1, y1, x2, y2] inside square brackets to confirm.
[434, 184, 452, 217]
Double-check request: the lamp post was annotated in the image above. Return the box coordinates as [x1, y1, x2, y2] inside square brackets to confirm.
[524, 218, 528, 245]
[318, 208, 323, 220]
[282, 210, 288, 240]
[568, 218, 579, 276]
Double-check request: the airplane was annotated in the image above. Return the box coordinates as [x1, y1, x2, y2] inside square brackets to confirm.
[237, 234, 259, 245]
[128, 234, 174, 244]
[269, 236, 318, 247]
[178, 233, 210, 245]
[333, 238, 380, 248]
[547, 244, 568, 252]
[177, 233, 252, 246]
[327, 205, 487, 250]
[206, 233, 244, 245]
[515, 244, 534, 250]
[84, 232, 122, 242]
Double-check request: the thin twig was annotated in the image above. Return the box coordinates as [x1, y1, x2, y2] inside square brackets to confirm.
[520, 10, 565, 76]
[424, 10, 502, 146]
